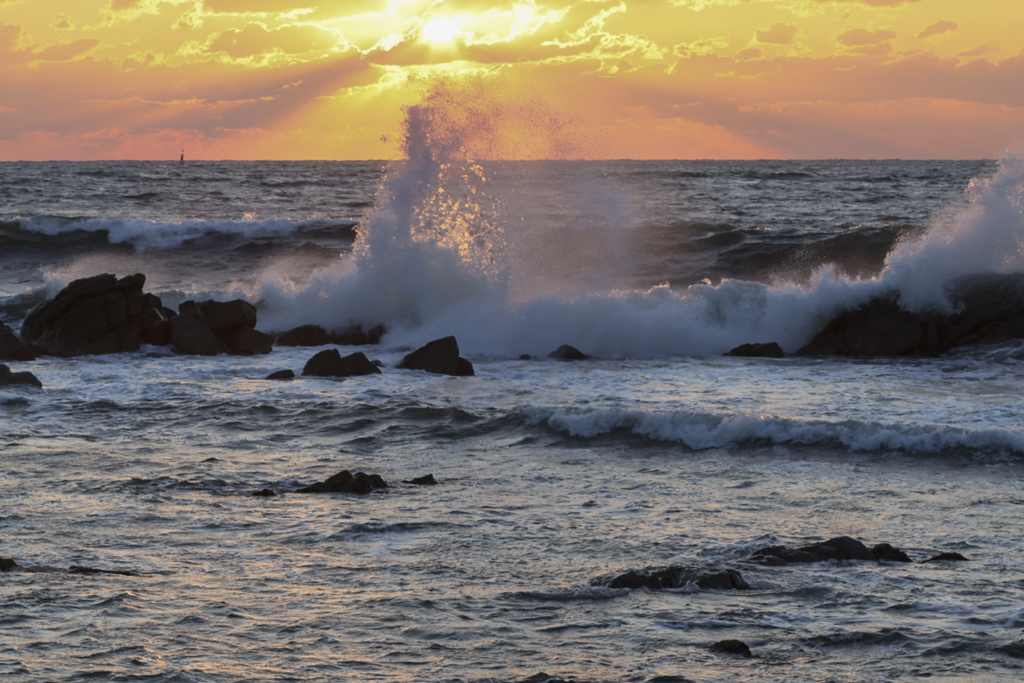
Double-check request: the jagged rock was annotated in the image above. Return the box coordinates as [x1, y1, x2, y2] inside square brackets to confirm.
[303, 349, 382, 377]
[922, 552, 970, 563]
[404, 474, 438, 485]
[295, 470, 389, 495]
[140, 320, 173, 346]
[725, 342, 784, 358]
[0, 322, 34, 361]
[275, 324, 332, 347]
[0, 363, 42, 388]
[548, 344, 589, 361]
[798, 273, 1024, 356]
[747, 536, 911, 565]
[265, 369, 295, 380]
[332, 323, 386, 346]
[19, 273, 162, 356]
[0, 557, 17, 572]
[593, 565, 750, 591]
[169, 315, 228, 355]
[709, 639, 753, 657]
[398, 336, 474, 376]
[251, 488, 277, 497]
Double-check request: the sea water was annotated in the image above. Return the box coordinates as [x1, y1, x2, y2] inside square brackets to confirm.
[3, 109, 1024, 681]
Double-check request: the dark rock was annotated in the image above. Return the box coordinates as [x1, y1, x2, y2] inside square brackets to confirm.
[709, 639, 753, 657]
[871, 543, 913, 563]
[265, 369, 295, 380]
[178, 300, 202, 319]
[398, 336, 474, 376]
[798, 273, 1024, 357]
[593, 565, 750, 591]
[169, 315, 227, 356]
[725, 342, 784, 358]
[748, 536, 876, 565]
[251, 488, 277, 497]
[519, 354, 532, 360]
[404, 474, 438, 486]
[548, 344, 589, 361]
[295, 469, 389, 495]
[521, 675, 582, 683]
[0, 322, 35, 361]
[303, 349, 382, 377]
[20, 273, 159, 356]
[68, 565, 136, 576]
[196, 299, 258, 331]
[140, 320, 173, 346]
[331, 323, 386, 346]
[0, 557, 17, 572]
[221, 327, 273, 355]
[275, 324, 332, 347]
[0, 363, 42, 389]
[922, 552, 970, 563]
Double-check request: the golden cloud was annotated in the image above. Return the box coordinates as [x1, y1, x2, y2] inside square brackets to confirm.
[207, 22, 348, 61]
[918, 21, 957, 40]
[756, 23, 798, 45]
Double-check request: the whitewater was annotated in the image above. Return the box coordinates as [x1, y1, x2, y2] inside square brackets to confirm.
[3, 106, 1024, 680]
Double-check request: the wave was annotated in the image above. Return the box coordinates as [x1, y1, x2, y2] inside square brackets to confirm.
[522, 406, 1024, 458]
[2, 215, 358, 253]
[247, 90, 1022, 359]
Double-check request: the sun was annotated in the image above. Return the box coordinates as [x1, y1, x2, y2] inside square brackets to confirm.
[421, 18, 462, 46]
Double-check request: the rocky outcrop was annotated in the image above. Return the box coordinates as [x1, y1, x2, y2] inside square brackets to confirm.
[0, 322, 34, 361]
[302, 349, 381, 377]
[265, 369, 295, 380]
[19, 273, 166, 356]
[798, 273, 1024, 356]
[747, 536, 913, 565]
[276, 323, 386, 347]
[171, 299, 272, 356]
[725, 342, 784, 358]
[398, 336, 474, 376]
[0, 363, 42, 389]
[922, 552, 970, 563]
[0, 557, 17, 572]
[295, 470, 389, 495]
[404, 474, 438, 486]
[276, 324, 332, 347]
[593, 565, 750, 591]
[548, 344, 589, 361]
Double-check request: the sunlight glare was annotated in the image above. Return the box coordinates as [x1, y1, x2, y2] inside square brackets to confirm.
[421, 18, 462, 45]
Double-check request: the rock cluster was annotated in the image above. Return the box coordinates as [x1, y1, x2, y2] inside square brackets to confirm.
[275, 323, 385, 347]
[798, 273, 1024, 356]
[295, 469, 389, 495]
[593, 565, 750, 591]
[746, 536, 911, 565]
[302, 349, 381, 377]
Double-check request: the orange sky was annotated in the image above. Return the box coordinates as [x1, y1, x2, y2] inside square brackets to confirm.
[1, 0, 1022, 160]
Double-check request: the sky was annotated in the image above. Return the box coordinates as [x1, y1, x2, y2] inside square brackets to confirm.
[0, 0, 1022, 160]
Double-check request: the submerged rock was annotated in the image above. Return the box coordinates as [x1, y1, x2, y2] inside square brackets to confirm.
[295, 470, 389, 495]
[0, 363, 42, 389]
[398, 336, 474, 376]
[302, 349, 381, 377]
[251, 488, 277, 497]
[593, 565, 750, 591]
[548, 344, 590, 361]
[725, 342, 784, 358]
[265, 369, 295, 380]
[0, 322, 34, 361]
[404, 474, 438, 486]
[747, 536, 912, 565]
[20, 273, 164, 356]
[68, 565, 136, 576]
[709, 639, 753, 657]
[922, 552, 970, 563]
[0, 557, 17, 572]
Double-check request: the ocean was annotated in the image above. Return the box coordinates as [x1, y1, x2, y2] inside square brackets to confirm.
[3, 125, 1024, 682]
